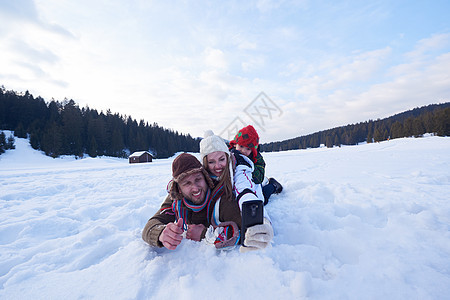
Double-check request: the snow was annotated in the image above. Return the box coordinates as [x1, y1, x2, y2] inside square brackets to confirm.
[1, 132, 449, 299]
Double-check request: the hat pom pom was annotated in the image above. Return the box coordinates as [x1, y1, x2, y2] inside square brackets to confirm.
[204, 130, 214, 138]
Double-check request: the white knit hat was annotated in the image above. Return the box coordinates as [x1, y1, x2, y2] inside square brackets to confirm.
[199, 130, 230, 161]
[199, 130, 234, 182]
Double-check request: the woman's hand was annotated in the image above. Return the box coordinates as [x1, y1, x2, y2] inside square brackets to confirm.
[230, 151, 237, 170]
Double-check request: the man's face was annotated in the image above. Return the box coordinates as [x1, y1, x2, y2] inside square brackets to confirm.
[178, 171, 208, 204]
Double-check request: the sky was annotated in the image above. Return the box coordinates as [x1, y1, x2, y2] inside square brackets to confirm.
[1, 0, 449, 143]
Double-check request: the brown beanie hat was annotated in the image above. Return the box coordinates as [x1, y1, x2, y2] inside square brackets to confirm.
[168, 153, 214, 200]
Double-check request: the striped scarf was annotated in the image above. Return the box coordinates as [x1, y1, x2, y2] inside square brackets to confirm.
[172, 184, 225, 231]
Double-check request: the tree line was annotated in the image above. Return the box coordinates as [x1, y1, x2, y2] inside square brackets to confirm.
[0, 86, 199, 158]
[2, 86, 448, 158]
[260, 103, 450, 152]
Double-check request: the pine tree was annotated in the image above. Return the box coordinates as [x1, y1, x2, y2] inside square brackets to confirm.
[110, 128, 125, 157]
[88, 136, 98, 158]
[383, 129, 389, 140]
[390, 121, 404, 139]
[434, 107, 449, 136]
[29, 130, 41, 150]
[41, 123, 63, 158]
[403, 117, 414, 137]
[325, 134, 333, 148]
[14, 123, 27, 138]
[367, 131, 373, 144]
[412, 119, 425, 137]
[6, 134, 15, 149]
[373, 128, 382, 142]
[0, 131, 6, 154]
[61, 100, 83, 156]
[333, 134, 341, 147]
[367, 121, 374, 143]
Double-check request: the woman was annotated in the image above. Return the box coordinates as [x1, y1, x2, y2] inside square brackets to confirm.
[199, 130, 234, 204]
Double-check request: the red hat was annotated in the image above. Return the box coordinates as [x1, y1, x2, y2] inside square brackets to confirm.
[229, 125, 259, 161]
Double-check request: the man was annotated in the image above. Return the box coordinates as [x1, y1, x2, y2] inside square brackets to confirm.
[142, 152, 273, 251]
[142, 153, 242, 250]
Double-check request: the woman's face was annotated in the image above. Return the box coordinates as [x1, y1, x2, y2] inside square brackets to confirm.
[206, 151, 228, 177]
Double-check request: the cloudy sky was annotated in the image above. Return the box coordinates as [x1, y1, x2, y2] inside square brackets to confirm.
[1, 0, 449, 143]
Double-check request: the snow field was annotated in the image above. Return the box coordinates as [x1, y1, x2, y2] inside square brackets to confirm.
[0, 134, 449, 299]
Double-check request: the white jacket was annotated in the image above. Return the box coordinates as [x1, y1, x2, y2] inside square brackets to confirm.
[232, 153, 270, 220]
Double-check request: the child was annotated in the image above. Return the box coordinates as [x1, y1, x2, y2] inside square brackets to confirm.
[229, 125, 283, 205]
[200, 130, 274, 252]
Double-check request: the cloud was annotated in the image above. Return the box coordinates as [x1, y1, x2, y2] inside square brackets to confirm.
[361, 51, 450, 107]
[0, 0, 38, 20]
[0, 0, 74, 39]
[11, 39, 59, 64]
[292, 46, 392, 102]
[256, 0, 283, 13]
[324, 47, 392, 89]
[237, 39, 258, 50]
[203, 47, 228, 70]
[241, 55, 266, 72]
[1, 1, 449, 143]
[406, 33, 450, 59]
[272, 34, 450, 140]
[255, 0, 308, 14]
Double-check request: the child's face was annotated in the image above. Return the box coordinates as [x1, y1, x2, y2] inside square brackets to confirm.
[236, 144, 252, 157]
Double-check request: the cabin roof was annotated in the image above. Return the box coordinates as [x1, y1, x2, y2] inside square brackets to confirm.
[129, 151, 153, 158]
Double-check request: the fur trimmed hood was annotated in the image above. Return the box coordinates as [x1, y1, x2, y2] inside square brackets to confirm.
[167, 153, 214, 200]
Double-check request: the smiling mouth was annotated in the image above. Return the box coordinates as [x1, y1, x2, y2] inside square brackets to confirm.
[192, 191, 201, 197]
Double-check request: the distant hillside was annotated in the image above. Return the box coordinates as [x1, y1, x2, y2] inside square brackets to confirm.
[261, 103, 450, 152]
[2, 85, 449, 158]
[0, 86, 199, 158]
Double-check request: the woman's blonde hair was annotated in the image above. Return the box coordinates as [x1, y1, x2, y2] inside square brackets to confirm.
[203, 153, 234, 201]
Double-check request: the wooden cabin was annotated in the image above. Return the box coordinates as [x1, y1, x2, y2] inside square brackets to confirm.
[129, 151, 153, 164]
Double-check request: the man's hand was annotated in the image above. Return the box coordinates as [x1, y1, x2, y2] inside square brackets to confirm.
[186, 224, 206, 241]
[159, 218, 184, 250]
[240, 218, 273, 253]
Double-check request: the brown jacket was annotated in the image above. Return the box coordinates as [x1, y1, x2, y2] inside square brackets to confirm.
[142, 188, 242, 247]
